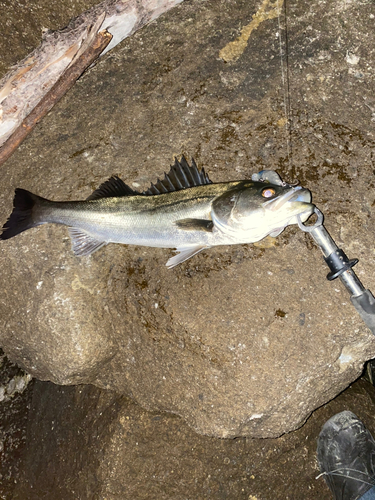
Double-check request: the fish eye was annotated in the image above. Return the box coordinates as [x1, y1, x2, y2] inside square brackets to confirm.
[261, 187, 276, 198]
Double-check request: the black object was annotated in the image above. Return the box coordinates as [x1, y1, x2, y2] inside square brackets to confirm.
[317, 410, 375, 500]
[325, 249, 359, 281]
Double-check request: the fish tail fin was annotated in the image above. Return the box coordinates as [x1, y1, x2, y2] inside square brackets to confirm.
[0, 188, 45, 240]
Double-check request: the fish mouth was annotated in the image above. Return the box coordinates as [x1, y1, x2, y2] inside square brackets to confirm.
[264, 186, 311, 212]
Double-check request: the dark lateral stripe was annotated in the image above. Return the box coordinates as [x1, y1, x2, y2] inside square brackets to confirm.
[137, 193, 215, 214]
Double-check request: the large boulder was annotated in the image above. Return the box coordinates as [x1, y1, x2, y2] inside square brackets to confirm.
[9, 378, 375, 499]
[1, 0, 375, 437]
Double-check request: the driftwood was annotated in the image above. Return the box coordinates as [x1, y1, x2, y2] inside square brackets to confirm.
[0, 0, 183, 165]
[0, 30, 112, 166]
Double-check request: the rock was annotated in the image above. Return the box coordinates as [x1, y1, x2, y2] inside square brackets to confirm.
[0, 351, 34, 498]
[1, 0, 375, 438]
[9, 378, 375, 499]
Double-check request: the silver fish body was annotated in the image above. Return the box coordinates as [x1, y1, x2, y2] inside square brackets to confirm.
[1, 157, 314, 267]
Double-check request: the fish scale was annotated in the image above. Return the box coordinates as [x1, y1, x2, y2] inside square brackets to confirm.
[0, 156, 314, 268]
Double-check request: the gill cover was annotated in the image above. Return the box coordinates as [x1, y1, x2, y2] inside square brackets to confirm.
[210, 181, 286, 235]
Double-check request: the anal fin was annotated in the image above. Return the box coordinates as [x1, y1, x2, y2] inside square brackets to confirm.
[166, 245, 208, 268]
[68, 227, 107, 256]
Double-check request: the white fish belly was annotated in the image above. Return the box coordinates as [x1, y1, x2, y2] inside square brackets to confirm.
[45, 200, 221, 249]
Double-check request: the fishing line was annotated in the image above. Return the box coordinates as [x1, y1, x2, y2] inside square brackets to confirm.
[276, 0, 292, 170]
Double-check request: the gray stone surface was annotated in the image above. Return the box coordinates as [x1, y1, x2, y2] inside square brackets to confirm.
[1, 0, 375, 438]
[0, 350, 33, 498]
[9, 377, 375, 499]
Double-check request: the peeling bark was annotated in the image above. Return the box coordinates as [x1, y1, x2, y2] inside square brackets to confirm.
[0, 30, 112, 167]
[0, 0, 184, 160]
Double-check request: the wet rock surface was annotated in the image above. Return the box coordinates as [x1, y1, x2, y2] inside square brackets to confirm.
[1, 0, 375, 439]
[1, 0, 375, 497]
[0, 351, 33, 499]
[7, 376, 375, 500]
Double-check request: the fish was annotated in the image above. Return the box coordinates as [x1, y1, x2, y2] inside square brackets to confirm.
[0, 156, 314, 268]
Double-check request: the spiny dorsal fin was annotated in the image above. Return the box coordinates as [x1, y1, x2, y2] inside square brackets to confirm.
[143, 156, 212, 195]
[87, 176, 138, 201]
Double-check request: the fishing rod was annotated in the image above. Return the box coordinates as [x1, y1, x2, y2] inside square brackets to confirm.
[297, 209, 375, 336]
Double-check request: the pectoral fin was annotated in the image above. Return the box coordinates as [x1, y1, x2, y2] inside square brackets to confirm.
[268, 227, 285, 237]
[175, 218, 213, 232]
[166, 245, 208, 268]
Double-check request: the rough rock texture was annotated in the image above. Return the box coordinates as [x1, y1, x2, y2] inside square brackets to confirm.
[8, 377, 375, 499]
[1, 0, 375, 438]
[0, 350, 34, 498]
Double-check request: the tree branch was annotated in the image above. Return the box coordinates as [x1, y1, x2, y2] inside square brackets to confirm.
[0, 30, 112, 167]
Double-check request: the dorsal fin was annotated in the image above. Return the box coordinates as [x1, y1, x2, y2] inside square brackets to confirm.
[87, 176, 138, 201]
[143, 156, 212, 195]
